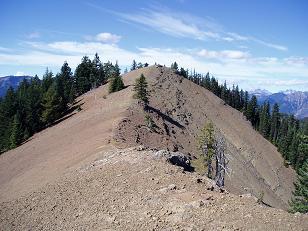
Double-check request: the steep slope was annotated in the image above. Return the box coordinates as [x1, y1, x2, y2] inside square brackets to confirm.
[115, 66, 296, 209]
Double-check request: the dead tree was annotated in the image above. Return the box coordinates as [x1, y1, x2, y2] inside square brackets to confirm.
[215, 136, 226, 187]
[198, 122, 228, 187]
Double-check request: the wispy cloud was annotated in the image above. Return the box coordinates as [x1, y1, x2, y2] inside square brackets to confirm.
[103, 6, 287, 51]
[116, 8, 218, 40]
[85, 32, 121, 44]
[252, 38, 287, 51]
[197, 49, 249, 60]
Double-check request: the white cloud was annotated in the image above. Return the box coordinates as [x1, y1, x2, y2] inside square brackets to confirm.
[95, 32, 121, 43]
[284, 56, 308, 65]
[84, 32, 121, 44]
[197, 49, 249, 60]
[15, 71, 25, 76]
[226, 32, 249, 41]
[0, 40, 306, 91]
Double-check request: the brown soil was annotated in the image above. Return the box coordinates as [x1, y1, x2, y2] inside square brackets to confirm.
[1, 147, 307, 230]
[0, 65, 304, 230]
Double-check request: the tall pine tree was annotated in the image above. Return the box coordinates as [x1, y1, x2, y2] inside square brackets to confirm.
[289, 161, 308, 213]
[133, 74, 149, 104]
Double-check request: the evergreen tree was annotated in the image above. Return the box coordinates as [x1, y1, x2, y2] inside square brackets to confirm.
[9, 113, 23, 149]
[179, 67, 188, 78]
[243, 91, 249, 111]
[289, 161, 308, 213]
[42, 68, 54, 92]
[109, 64, 124, 93]
[104, 61, 116, 79]
[92, 53, 105, 87]
[56, 61, 73, 110]
[197, 122, 215, 179]
[131, 60, 137, 71]
[259, 101, 271, 139]
[204, 72, 211, 89]
[245, 95, 259, 128]
[137, 62, 143, 69]
[171, 62, 178, 71]
[41, 83, 63, 125]
[270, 103, 280, 143]
[25, 76, 43, 134]
[133, 74, 149, 104]
[295, 135, 308, 171]
[75, 56, 92, 95]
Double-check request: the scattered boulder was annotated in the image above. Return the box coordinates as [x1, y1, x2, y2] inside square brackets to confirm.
[153, 150, 194, 171]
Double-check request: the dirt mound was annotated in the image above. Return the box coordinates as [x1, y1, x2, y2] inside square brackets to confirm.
[1, 147, 307, 230]
[114, 66, 296, 209]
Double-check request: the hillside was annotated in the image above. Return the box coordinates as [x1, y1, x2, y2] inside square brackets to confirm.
[0, 66, 306, 230]
[115, 66, 295, 209]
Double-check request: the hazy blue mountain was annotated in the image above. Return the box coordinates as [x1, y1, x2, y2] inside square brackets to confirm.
[251, 89, 308, 119]
[0, 75, 33, 97]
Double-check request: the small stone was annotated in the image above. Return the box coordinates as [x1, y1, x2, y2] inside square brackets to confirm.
[168, 184, 177, 190]
[159, 187, 168, 193]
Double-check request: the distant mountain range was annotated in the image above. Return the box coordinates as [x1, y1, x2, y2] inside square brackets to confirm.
[0, 75, 33, 97]
[250, 89, 308, 119]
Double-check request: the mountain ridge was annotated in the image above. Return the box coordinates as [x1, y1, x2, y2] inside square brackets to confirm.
[0, 66, 306, 230]
[0, 75, 33, 97]
[250, 89, 308, 119]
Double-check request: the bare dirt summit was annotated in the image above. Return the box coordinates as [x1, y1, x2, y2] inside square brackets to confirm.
[0, 65, 307, 230]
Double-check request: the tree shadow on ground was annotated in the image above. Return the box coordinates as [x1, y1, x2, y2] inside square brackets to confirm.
[145, 105, 185, 129]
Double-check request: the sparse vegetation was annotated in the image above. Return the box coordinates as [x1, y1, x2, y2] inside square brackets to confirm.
[197, 122, 215, 179]
[257, 191, 265, 204]
[144, 114, 155, 130]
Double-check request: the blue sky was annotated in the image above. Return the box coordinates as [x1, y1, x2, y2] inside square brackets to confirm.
[0, 0, 307, 92]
